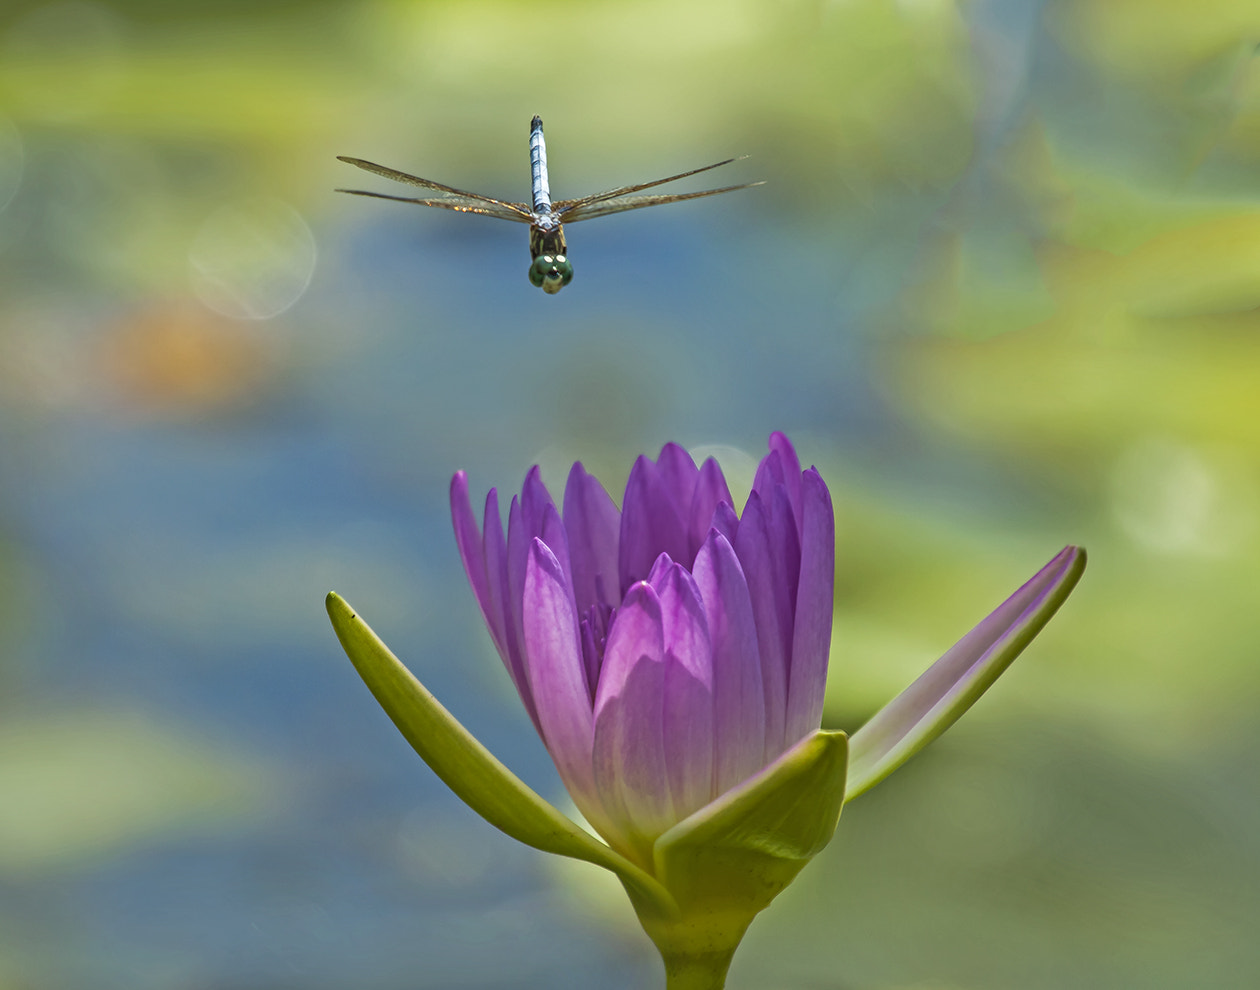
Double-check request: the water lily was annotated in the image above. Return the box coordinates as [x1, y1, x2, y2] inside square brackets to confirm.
[326, 434, 1085, 990]
[449, 432, 834, 869]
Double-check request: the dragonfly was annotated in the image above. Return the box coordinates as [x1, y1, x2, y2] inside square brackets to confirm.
[337, 115, 761, 294]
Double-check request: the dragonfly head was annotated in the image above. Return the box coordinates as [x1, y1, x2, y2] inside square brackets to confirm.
[529, 254, 574, 294]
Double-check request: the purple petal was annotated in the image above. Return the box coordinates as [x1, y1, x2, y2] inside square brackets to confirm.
[710, 501, 740, 546]
[522, 538, 596, 807]
[539, 502, 573, 593]
[653, 561, 715, 819]
[752, 449, 779, 495]
[592, 582, 673, 858]
[506, 472, 563, 667]
[563, 462, 622, 615]
[480, 488, 510, 653]
[451, 475, 541, 732]
[691, 531, 767, 795]
[688, 457, 734, 561]
[619, 455, 690, 594]
[483, 488, 542, 731]
[784, 468, 835, 744]
[751, 433, 804, 535]
[734, 492, 789, 761]
[520, 464, 555, 534]
[769, 432, 803, 524]
[646, 551, 674, 587]
[656, 442, 700, 513]
[765, 485, 802, 617]
[505, 494, 530, 676]
[450, 472, 495, 643]
[578, 603, 611, 704]
[845, 546, 1088, 801]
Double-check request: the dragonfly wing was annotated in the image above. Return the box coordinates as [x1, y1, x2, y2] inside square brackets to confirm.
[554, 156, 747, 216]
[559, 182, 763, 223]
[336, 188, 534, 222]
[337, 156, 534, 220]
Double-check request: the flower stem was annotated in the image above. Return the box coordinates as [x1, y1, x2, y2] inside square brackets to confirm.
[636, 911, 749, 990]
[660, 945, 737, 990]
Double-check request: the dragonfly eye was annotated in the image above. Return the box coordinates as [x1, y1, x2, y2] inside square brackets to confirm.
[529, 254, 575, 293]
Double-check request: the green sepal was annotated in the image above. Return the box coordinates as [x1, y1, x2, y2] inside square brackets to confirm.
[325, 592, 678, 919]
[634, 731, 848, 988]
[845, 545, 1086, 801]
[653, 729, 848, 912]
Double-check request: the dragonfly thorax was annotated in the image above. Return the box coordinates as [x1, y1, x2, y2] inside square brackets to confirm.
[528, 223, 572, 292]
[530, 222, 567, 257]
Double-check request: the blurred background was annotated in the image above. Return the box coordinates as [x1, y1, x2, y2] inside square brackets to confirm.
[1, 0, 1258, 987]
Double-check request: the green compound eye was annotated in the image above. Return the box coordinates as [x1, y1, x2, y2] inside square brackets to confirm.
[528, 255, 574, 293]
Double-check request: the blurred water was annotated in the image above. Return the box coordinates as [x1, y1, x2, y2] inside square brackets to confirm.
[1, 1, 1259, 987]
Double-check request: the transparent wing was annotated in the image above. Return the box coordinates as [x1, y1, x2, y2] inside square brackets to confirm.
[337, 156, 534, 222]
[554, 156, 748, 216]
[558, 181, 763, 223]
[336, 188, 535, 222]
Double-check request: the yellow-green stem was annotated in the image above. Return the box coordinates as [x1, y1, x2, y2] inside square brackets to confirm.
[660, 945, 737, 990]
[637, 911, 752, 990]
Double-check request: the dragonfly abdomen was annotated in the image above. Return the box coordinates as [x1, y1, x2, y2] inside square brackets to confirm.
[529, 116, 553, 216]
